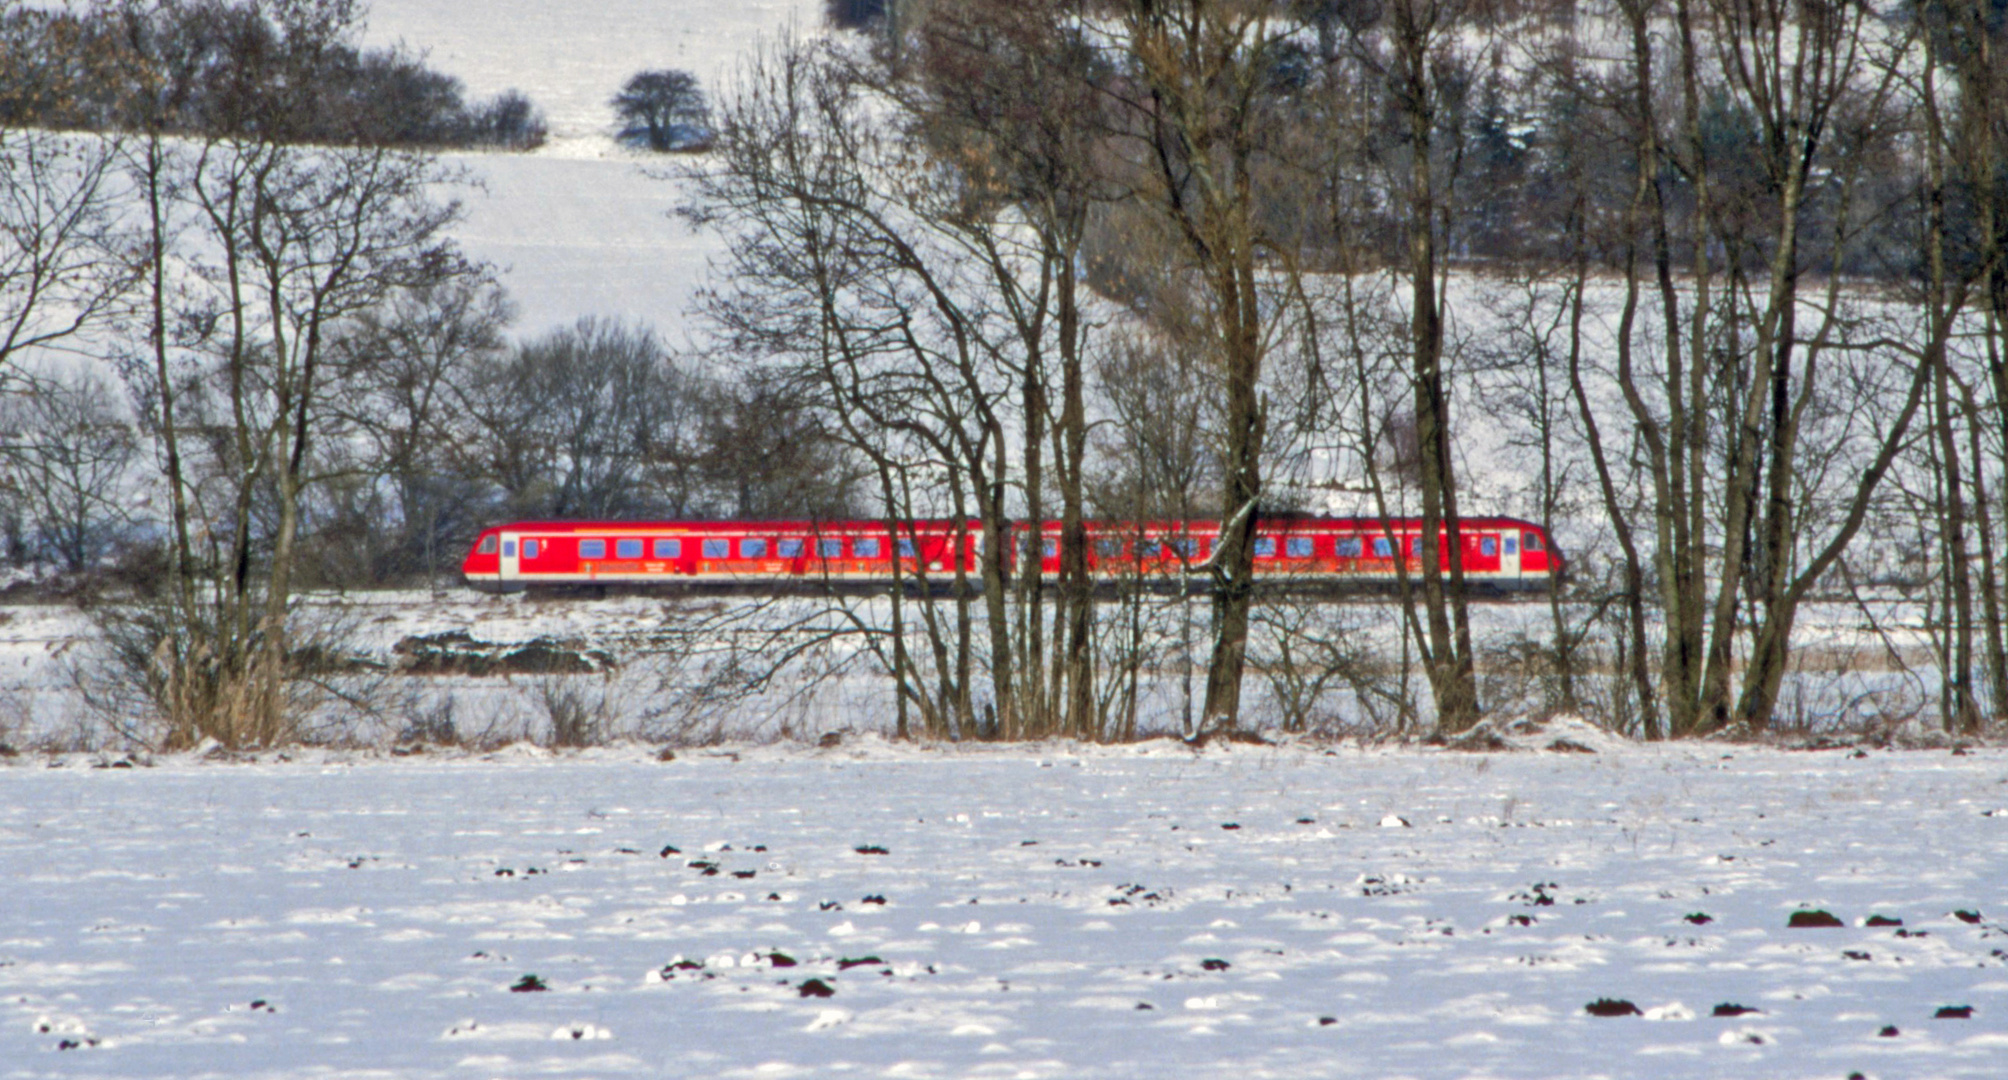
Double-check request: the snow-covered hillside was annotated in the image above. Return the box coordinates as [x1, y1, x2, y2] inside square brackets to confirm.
[3, 741, 2005, 1078]
[361, 0, 824, 335]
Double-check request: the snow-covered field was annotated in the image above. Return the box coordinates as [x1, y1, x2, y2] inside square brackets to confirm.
[3, 740, 2005, 1078]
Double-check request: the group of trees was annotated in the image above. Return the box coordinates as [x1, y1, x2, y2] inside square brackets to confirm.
[1, 0, 546, 148]
[675, 0, 2008, 743]
[0, 0, 854, 749]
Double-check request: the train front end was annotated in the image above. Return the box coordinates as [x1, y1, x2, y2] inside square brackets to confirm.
[460, 528, 521, 593]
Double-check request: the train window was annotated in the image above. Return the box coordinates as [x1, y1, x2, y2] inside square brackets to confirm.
[1043, 538, 1059, 558]
[1371, 536, 1392, 558]
[702, 538, 729, 558]
[616, 539, 643, 559]
[580, 539, 606, 559]
[654, 539, 681, 559]
[1523, 531, 1544, 552]
[897, 538, 916, 558]
[778, 539, 803, 558]
[1253, 537, 1275, 558]
[741, 538, 768, 559]
[1504, 536, 1518, 555]
[1166, 537, 1198, 559]
[1336, 537, 1362, 558]
[503, 541, 516, 558]
[820, 538, 845, 558]
[1480, 536, 1497, 557]
[478, 535, 498, 555]
[1409, 536, 1424, 557]
[523, 539, 540, 559]
[1096, 538, 1124, 558]
[1286, 537, 1314, 558]
[855, 538, 881, 558]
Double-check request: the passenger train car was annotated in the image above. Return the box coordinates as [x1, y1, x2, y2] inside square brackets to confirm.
[461, 517, 1563, 596]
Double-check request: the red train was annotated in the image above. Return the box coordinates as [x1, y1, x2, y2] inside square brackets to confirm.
[460, 517, 1562, 595]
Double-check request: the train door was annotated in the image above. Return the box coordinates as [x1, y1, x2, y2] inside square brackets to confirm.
[499, 530, 521, 582]
[1463, 531, 1502, 576]
[1500, 531, 1521, 580]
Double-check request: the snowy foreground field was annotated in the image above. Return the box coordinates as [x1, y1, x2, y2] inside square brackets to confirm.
[4, 741, 2006, 1079]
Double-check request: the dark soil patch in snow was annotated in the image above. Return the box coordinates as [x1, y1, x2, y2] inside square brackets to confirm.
[1788, 909, 1844, 928]
[394, 630, 615, 675]
[1585, 998, 1641, 1017]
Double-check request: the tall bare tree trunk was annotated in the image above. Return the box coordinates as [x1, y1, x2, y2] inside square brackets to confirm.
[1386, 0, 1478, 732]
[1121, 0, 1280, 734]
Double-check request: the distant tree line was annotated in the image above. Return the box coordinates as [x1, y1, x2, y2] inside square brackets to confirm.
[0, 0, 545, 149]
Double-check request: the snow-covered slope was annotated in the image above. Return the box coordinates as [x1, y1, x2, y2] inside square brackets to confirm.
[432, 152, 708, 336]
[366, 0, 819, 144]
[360, 0, 824, 336]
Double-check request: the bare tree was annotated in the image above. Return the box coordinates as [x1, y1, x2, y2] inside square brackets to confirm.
[689, 32, 1057, 740]
[1349, 0, 1486, 732]
[0, 367, 137, 574]
[1110, 0, 1296, 734]
[612, 69, 712, 151]
[96, 0, 481, 750]
[907, 0, 1114, 739]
